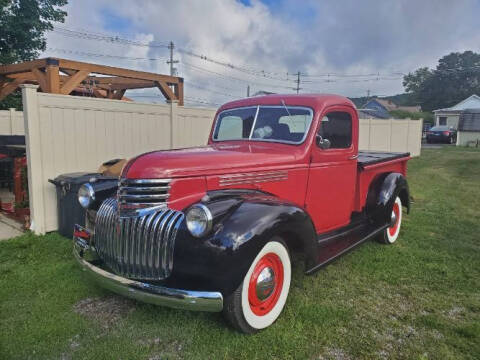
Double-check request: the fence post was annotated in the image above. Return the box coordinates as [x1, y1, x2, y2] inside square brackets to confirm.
[8, 108, 15, 135]
[21, 84, 46, 235]
[168, 100, 179, 149]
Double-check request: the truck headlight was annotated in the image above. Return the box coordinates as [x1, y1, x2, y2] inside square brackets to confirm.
[186, 204, 213, 238]
[78, 183, 95, 209]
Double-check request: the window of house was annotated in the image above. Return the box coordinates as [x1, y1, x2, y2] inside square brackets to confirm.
[439, 116, 447, 126]
[317, 111, 352, 149]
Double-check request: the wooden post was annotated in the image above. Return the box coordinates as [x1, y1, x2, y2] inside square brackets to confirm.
[21, 84, 46, 234]
[175, 79, 184, 106]
[45, 60, 60, 93]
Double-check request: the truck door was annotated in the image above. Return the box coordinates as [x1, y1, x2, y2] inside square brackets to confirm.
[305, 107, 358, 233]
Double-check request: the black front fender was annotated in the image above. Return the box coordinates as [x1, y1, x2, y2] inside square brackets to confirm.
[169, 192, 317, 296]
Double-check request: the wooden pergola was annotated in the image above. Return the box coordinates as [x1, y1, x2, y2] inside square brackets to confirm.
[0, 57, 184, 105]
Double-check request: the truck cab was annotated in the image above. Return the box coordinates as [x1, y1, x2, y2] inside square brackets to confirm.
[74, 94, 410, 333]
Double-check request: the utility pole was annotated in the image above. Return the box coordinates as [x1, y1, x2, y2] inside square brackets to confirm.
[295, 71, 301, 94]
[167, 41, 179, 76]
[247, 85, 250, 97]
[367, 89, 370, 99]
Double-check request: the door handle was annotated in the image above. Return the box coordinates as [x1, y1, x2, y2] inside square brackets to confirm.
[348, 154, 358, 160]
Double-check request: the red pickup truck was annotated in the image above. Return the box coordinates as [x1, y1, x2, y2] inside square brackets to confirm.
[74, 94, 410, 333]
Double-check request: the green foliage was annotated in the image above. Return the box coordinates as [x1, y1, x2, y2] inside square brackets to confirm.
[403, 51, 480, 111]
[0, 90, 22, 110]
[0, 0, 68, 64]
[1, 147, 479, 359]
[0, 0, 68, 110]
[389, 109, 434, 124]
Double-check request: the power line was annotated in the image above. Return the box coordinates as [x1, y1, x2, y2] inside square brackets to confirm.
[47, 47, 167, 61]
[51, 27, 480, 80]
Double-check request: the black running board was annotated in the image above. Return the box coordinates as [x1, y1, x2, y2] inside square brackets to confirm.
[305, 223, 388, 275]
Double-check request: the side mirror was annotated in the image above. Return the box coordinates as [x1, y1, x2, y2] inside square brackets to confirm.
[316, 134, 331, 149]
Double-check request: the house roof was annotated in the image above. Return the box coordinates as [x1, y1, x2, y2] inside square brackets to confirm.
[458, 108, 480, 132]
[370, 98, 397, 112]
[357, 108, 390, 119]
[434, 94, 480, 113]
[363, 98, 421, 114]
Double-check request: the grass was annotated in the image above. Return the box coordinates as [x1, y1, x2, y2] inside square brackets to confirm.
[1, 146, 479, 360]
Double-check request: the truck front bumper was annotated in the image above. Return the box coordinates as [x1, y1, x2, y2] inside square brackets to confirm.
[73, 238, 224, 312]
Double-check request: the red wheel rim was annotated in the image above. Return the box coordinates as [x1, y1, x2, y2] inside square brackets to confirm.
[248, 252, 284, 316]
[389, 202, 400, 236]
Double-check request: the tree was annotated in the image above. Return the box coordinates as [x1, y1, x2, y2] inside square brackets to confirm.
[0, 0, 68, 109]
[403, 51, 480, 111]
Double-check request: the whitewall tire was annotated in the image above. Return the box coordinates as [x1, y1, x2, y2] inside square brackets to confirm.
[379, 196, 403, 244]
[223, 238, 291, 333]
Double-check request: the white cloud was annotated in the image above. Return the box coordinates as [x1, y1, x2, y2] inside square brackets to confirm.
[43, 0, 480, 105]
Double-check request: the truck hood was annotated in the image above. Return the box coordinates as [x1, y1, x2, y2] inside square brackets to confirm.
[125, 142, 303, 179]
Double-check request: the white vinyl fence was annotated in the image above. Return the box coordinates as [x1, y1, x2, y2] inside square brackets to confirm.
[0, 108, 25, 135]
[21, 85, 215, 234]
[20, 84, 422, 234]
[359, 118, 422, 156]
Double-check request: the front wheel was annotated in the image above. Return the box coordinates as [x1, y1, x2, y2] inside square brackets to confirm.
[378, 196, 403, 244]
[223, 238, 291, 333]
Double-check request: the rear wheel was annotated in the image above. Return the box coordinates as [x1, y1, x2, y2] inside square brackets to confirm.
[378, 196, 403, 244]
[223, 238, 291, 333]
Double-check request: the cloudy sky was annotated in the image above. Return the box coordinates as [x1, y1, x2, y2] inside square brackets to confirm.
[42, 0, 480, 107]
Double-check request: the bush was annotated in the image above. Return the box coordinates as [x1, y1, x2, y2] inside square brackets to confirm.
[389, 110, 434, 124]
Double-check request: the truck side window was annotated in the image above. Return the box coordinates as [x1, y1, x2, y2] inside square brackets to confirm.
[318, 112, 352, 149]
[215, 116, 244, 140]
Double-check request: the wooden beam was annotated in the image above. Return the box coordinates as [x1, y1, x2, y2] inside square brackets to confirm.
[46, 64, 60, 93]
[108, 82, 157, 91]
[175, 79, 184, 106]
[0, 78, 27, 100]
[89, 77, 153, 85]
[31, 68, 48, 92]
[155, 81, 176, 101]
[57, 58, 180, 84]
[0, 59, 47, 75]
[60, 70, 89, 95]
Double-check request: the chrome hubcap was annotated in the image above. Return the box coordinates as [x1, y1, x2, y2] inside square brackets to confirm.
[256, 266, 275, 301]
[390, 210, 397, 227]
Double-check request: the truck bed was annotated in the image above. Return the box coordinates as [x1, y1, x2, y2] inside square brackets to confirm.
[357, 151, 410, 169]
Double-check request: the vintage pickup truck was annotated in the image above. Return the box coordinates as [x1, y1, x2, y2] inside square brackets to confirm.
[74, 94, 410, 333]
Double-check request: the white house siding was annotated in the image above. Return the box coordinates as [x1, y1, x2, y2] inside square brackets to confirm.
[457, 131, 480, 146]
[435, 113, 460, 128]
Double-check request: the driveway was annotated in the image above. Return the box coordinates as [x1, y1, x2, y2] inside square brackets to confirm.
[0, 213, 23, 240]
[422, 142, 456, 149]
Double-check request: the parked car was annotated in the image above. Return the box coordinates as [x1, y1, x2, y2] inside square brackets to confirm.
[73, 94, 411, 333]
[426, 126, 457, 144]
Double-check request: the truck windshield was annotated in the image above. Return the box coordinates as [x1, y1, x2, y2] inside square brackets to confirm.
[212, 105, 313, 144]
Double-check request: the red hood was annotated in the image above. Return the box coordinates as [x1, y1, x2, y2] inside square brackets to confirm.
[125, 142, 306, 179]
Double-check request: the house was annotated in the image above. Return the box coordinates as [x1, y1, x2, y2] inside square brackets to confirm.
[357, 108, 387, 119]
[457, 109, 480, 146]
[362, 98, 421, 119]
[433, 94, 480, 129]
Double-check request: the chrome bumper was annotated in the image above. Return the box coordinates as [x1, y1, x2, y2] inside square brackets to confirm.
[73, 239, 223, 312]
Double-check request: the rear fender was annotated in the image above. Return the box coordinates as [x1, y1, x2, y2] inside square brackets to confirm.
[366, 172, 410, 226]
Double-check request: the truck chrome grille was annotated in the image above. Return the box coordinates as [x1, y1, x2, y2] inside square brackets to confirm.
[94, 198, 184, 280]
[118, 178, 171, 216]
